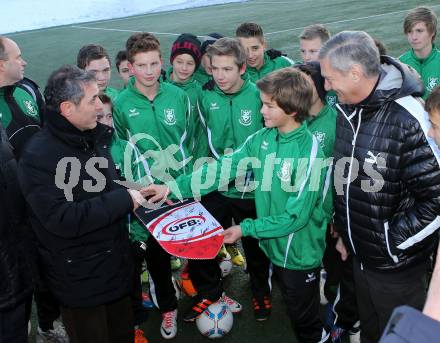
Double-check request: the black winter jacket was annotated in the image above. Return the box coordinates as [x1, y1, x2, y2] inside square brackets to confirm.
[0, 124, 33, 310]
[18, 109, 134, 308]
[333, 56, 440, 271]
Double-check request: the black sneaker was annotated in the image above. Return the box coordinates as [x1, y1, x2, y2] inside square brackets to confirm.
[183, 297, 216, 322]
[252, 295, 272, 321]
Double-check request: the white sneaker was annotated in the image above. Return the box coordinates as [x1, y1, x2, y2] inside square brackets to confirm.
[36, 320, 69, 343]
[221, 292, 243, 314]
[160, 309, 178, 339]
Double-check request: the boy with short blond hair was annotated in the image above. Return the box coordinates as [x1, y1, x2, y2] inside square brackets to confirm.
[299, 24, 330, 63]
[426, 86, 440, 147]
[236, 22, 294, 82]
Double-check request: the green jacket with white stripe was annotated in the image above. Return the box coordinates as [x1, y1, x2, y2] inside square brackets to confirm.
[110, 134, 151, 242]
[197, 78, 263, 198]
[307, 105, 337, 223]
[170, 123, 328, 270]
[113, 77, 193, 183]
[244, 51, 294, 82]
[399, 45, 440, 100]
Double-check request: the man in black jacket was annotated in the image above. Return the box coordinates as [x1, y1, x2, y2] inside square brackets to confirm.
[18, 65, 148, 343]
[0, 122, 33, 342]
[319, 31, 440, 343]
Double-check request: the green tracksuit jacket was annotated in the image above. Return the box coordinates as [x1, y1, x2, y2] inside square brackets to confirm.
[113, 78, 192, 183]
[170, 123, 328, 270]
[193, 66, 212, 86]
[198, 78, 263, 198]
[307, 105, 337, 222]
[110, 134, 151, 242]
[244, 52, 294, 82]
[0, 86, 40, 127]
[164, 67, 207, 159]
[104, 87, 119, 101]
[399, 45, 440, 99]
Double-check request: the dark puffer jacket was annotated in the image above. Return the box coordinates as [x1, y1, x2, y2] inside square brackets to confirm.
[333, 56, 440, 271]
[18, 109, 134, 308]
[0, 124, 33, 310]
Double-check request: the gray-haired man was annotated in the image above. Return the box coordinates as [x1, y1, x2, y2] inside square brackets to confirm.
[18, 65, 148, 343]
[319, 31, 440, 343]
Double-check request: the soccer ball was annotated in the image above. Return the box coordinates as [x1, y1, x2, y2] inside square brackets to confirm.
[196, 301, 233, 338]
[218, 255, 233, 277]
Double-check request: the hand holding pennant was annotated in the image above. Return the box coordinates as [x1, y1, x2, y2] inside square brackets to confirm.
[135, 199, 224, 259]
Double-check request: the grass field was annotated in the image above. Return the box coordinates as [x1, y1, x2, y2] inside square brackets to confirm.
[9, 0, 440, 90]
[13, 0, 440, 342]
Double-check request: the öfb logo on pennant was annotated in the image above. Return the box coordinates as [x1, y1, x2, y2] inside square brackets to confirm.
[135, 199, 224, 259]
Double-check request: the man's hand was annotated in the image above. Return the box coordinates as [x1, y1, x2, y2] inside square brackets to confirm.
[336, 236, 349, 261]
[222, 225, 243, 244]
[128, 189, 146, 210]
[140, 184, 172, 204]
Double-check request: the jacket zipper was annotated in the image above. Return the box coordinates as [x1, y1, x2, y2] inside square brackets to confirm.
[336, 104, 362, 266]
[384, 221, 399, 263]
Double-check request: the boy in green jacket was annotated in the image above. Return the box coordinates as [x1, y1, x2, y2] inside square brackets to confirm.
[399, 6, 440, 99]
[77, 44, 119, 101]
[113, 32, 192, 339]
[144, 67, 329, 342]
[236, 22, 294, 83]
[196, 37, 274, 321]
[193, 33, 223, 85]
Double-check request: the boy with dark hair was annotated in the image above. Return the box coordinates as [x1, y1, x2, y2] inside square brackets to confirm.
[145, 67, 329, 343]
[77, 44, 119, 100]
[115, 50, 131, 87]
[113, 32, 191, 339]
[399, 6, 440, 99]
[236, 22, 294, 82]
[193, 37, 273, 321]
[194, 33, 223, 85]
[299, 24, 331, 63]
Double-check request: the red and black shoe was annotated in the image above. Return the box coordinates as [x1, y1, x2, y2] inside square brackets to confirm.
[252, 295, 272, 321]
[183, 297, 216, 322]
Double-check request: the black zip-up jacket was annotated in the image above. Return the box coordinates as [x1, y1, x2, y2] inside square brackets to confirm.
[333, 56, 440, 271]
[0, 124, 33, 310]
[18, 108, 134, 307]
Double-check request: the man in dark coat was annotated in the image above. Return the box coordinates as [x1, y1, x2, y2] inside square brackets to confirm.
[18, 65, 147, 343]
[319, 31, 440, 343]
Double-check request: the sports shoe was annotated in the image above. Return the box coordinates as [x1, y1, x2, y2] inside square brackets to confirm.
[222, 292, 243, 314]
[226, 244, 245, 266]
[170, 256, 182, 271]
[142, 292, 154, 308]
[252, 295, 272, 321]
[134, 328, 149, 343]
[160, 309, 178, 339]
[36, 321, 69, 343]
[183, 297, 216, 322]
[217, 245, 230, 260]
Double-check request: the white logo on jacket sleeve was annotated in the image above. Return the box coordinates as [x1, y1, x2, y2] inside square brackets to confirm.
[23, 100, 38, 116]
[261, 140, 269, 150]
[277, 160, 292, 182]
[128, 108, 140, 117]
[428, 77, 439, 92]
[164, 108, 176, 125]
[239, 109, 252, 126]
